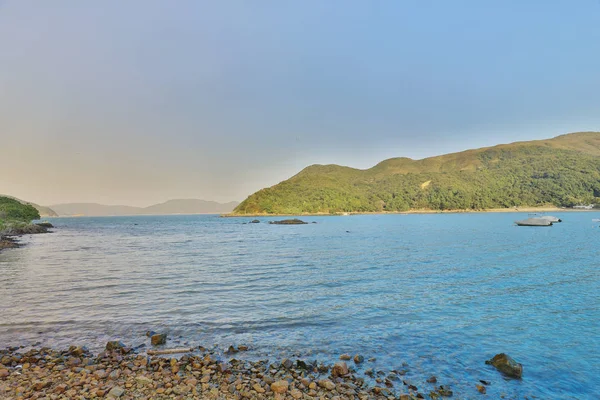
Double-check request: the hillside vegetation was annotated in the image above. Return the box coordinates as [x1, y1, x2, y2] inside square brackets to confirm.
[233, 132, 600, 214]
[0, 196, 41, 234]
[0, 195, 58, 217]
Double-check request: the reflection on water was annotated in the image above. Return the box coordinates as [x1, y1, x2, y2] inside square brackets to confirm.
[1, 213, 599, 398]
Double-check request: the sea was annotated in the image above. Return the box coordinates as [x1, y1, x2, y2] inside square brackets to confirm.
[1, 213, 598, 399]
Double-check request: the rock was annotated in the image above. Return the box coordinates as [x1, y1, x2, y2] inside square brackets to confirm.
[271, 380, 289, 394]
[226, 345, 239, 354]
[106, 341, 126, 352]
[253, 383, 265, 393]
[437, 385, 453, 397]
[238, 345, 249, 351]
[54, 383, 67, 394]
[318, 379, 336, 391]
[151, 333, 167, 346]
[268, 219, 308, 225]
[476, 384, 486, 394]
[0, 369, 8, 378]
[485, 353, 523, 378]
[281, 358, 293, 369]
[331, 361, 349, 377]
[353, 354, 364, 364]
[33, 381, 51, 391]
[145, 330, 156, 337]
[107, 385, 125, 398]
[36, 222, 54, 228]
[94, 369, 106, 379]
[68, 345, 87, 357]
[250, 220, 260, 224]
[427, 376, 437, 383]
[136, 375, 153, 385]
[340, 354, 351, 360]
[290, 388, 303, 399]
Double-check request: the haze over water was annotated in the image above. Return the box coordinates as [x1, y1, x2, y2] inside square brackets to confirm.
[1, 213, 598, 399]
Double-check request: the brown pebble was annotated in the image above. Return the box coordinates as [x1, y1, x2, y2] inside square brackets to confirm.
[271, 380, 289, 394]
[477, 384, 487, 394]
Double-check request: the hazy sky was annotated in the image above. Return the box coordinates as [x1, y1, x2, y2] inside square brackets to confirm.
[1, 1, 599, 206]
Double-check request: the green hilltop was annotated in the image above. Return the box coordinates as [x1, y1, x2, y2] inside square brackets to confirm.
[0, 195, 58, 217]
[233, 132, 600, 214]
[0, 196, 41, 234]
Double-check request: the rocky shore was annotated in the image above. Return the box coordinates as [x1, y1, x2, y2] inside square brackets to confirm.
[0, 222, 52, 253]
[0, 344, 470, 400]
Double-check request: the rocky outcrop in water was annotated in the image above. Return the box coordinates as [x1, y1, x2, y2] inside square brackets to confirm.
[268, 219, 308, 225]
[150, 333, 167, 346]
[485, 353, 523, 378]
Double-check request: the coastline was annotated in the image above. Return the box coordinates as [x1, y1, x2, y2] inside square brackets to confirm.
[0, 222, 52, 253]
[222, 206, 597, 218]
[0, 345, 473, 399]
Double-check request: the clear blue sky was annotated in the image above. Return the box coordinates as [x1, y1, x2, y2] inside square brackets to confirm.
[1, 1, 599, 206]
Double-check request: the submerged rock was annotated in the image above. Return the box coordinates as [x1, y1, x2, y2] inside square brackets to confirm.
[106, 341, 126, 352]
[340, 354, 351, 360]
[226, 345, 239, 354]
[249, 220, 260, 224]
[486, 353, 523, 378]
[269, 219, 308, 225]
[150, 333, 167, 346]
[353, 354, 364, 364]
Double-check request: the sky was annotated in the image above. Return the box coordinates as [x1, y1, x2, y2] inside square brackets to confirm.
[1, 1, 599, 207]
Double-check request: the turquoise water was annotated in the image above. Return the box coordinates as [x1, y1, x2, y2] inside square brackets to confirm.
[1, 213, 598, 399]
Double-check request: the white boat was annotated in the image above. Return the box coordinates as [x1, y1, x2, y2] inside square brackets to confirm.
[515, 218, 553, 226]
[539, 216, 562, 223]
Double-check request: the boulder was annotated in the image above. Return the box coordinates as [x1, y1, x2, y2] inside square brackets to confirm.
[106, 341, 126, 352]
[281, 358, 293, 369]
[331, 361, 349, 377]
[151, 333, 167, 346]
[485, 353, 523, 378]
[353, 354, 364, 364]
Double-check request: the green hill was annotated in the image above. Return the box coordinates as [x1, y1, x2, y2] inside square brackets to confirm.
[0, 196, 41, 232]
[233, 132, 600, 214]
[0, 195, 58, 217]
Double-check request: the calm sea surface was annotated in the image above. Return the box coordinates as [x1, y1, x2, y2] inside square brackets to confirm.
[1, 213, 598, 399]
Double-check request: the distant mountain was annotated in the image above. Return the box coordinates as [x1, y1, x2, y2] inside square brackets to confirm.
[233, 131, 600, 214]
[49, 203, 142, 217]
[143, 199, 240, 215]
[50, 199, 240, 216]
[0, 195, 58, 217]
